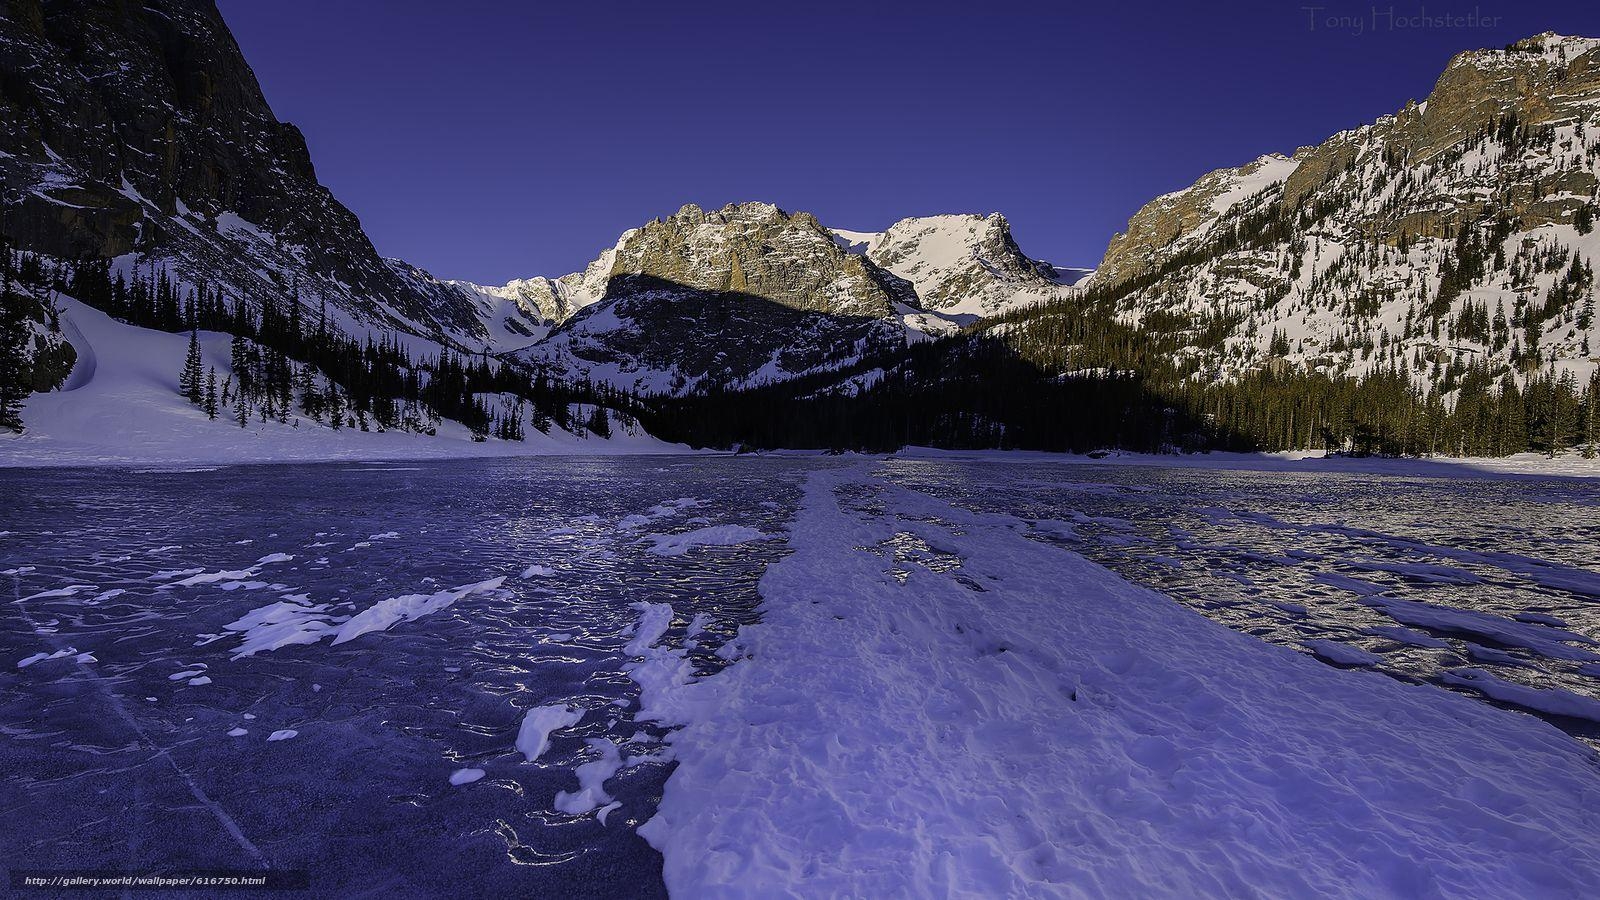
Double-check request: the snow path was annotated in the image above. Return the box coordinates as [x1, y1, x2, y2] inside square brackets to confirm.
[640, 466, 1600, 898]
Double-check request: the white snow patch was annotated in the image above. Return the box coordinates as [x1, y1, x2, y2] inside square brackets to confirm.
[331, 577, 506, 645]
[643, 525, 774, 556]
[18, 647, 76, 668]
[449, 767, 486, 786]
[553, 737, 623, 815]
[516, 704, 584, 763]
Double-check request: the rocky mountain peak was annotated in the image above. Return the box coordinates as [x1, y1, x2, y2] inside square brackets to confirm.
[1098, 32, 1600, 292]
[602, 202, 900, 318]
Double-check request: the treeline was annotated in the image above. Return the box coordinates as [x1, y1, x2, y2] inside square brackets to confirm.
[644, 289, 1600, 458]
[11, 249, 641, 441]
[0, 239, 77, 430]
[640, 337, 1198, 453]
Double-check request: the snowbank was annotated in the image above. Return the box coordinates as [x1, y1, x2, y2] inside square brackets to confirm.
[639, 466, 1600, 897]
[891, 445, 1600, 480]
[0, 298, 693, 468]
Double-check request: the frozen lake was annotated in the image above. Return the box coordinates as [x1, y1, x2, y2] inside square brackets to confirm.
[883, 459, 1600, 745]
[3, 456, 1599, 894]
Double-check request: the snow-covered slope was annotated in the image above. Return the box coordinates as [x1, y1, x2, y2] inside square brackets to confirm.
[440, 232, 629, 344]
[491, 205, 1079, 394]
[0, 298, 685, 467]
[1082, 32, 1600, 392]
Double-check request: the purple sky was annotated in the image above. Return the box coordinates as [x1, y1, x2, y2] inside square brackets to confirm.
[218, 0, 1599, 284]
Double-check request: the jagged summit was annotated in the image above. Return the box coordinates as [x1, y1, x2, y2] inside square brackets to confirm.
[833, 213, 1064, 317]
[464, 202, 1078, 393]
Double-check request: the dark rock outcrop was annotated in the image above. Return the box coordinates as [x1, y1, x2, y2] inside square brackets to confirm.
[0, 0, 488, 343]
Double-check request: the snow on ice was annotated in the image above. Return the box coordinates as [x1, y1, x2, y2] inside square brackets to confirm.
[449, 768, 486, 786]
[331, 577, 507, 645]
[516, 705, 584, 763]
[643, 524, 775, 556]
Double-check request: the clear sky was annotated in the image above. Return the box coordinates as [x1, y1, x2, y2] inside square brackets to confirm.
[218, 0, 1599, 284]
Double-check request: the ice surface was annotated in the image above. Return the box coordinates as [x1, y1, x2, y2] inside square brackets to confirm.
[267, 730, 298, 742]
[616, 499, 703, 531]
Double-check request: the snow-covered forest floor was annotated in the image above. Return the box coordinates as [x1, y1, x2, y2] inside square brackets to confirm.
[0, 299, 685, 468]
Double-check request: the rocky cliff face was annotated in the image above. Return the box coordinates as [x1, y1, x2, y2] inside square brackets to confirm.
[516, 203, 912, 394]
[603, 202, 903, 318]
[1078, 32, 1600, 387]
[0, 0, 490, 345]
[492, 204, 1087, 393]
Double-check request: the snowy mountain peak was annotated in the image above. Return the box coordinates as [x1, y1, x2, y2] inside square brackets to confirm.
[831, 213, 1065, 316]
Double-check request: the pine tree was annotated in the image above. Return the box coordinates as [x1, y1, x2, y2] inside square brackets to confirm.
[587, 404, 611, 439]
[180, 327, 204, 405]
[0, 270, 32, 432]
[204, 367, 219, 420]
[1582, 373, 1599, 459]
